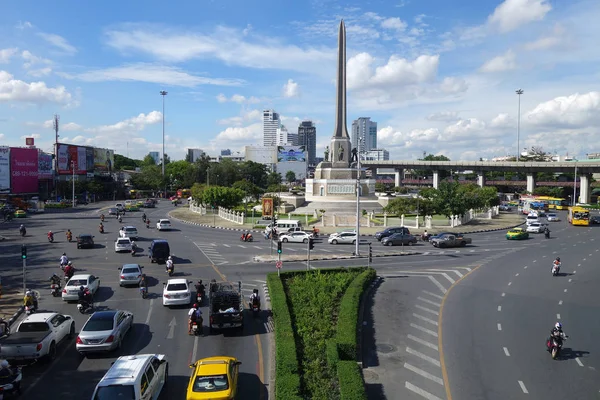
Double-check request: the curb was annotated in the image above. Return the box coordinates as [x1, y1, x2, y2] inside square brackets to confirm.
[359, 276, 382, 369]
[7, 306, 24, 327]
[252, 251, 420, 263]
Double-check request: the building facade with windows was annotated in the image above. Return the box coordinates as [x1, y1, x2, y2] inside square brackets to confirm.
[351, 117, 377, 151]
[263, 109, 280, 147]
[187, 148, 205, 162]
[297, 120, 316, 167]
[148, 152, 160, 165]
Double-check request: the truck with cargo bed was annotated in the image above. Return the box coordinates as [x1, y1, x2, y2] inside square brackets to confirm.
[208, 281, 244, 333]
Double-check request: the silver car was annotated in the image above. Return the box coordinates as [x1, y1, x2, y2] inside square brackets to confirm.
[76, 310, 133, 355]
[118, 264, 144, 287]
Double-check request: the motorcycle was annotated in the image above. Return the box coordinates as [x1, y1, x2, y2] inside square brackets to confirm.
[131, 246, 137, 257]
[47, 233, 54, 243]
[241, 233, 254, 242]
[64, 270, 74, 282]
[545, 230, 550, 239]
[50, 283, 61, 297]
[251, 302, 260, 318]
[146, 221, 150, 229]
[547, 335, 567, 359]
[0, 366, 23, 399]
[19, 228, 26, 237]
[191, 318, 203, 336]
[166, 266, 174, 277]
[100, 215, 105, 222]
[552, 264, 560, 276]
[99, 225, 104, 234]
[139, 286, 148, 299]
[196, 291, 204, 305]
[77, 300, 93, 314]
[142, 215, 147, 223]
[66, 233, 72, 242]
[25, 305, 36, 315]
[118, 216, 122, 223]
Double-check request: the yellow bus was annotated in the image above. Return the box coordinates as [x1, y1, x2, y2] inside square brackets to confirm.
[568, 206, 590, 226]
[545, 197, 569, 210]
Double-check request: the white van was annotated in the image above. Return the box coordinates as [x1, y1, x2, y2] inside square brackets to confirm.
[264, 219, 302, 235]
[91, 354, 168, 400]
[526, 213, 539, 225]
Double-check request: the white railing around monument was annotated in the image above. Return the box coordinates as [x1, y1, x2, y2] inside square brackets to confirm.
[218, 206, 245, 225]
[189, 204, 207, 215]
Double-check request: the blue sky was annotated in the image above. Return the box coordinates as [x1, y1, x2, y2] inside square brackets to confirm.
[1, 0, 599, 161]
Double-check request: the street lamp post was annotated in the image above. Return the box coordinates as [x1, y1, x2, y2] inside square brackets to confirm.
[573, 159, 578, 206]
[516, 89, 524, 161]
[71, 161, 76, 208]
[355, 137, 364, 256]
[160, 90, 168, 197]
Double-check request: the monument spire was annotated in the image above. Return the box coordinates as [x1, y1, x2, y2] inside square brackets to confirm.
[333, 19, 349, 139]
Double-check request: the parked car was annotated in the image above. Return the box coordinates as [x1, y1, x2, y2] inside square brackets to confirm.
[76, 310, 134, 355]
[77, 234, 95, 249]
[374, 227, 411, 241]
[156, 219, 172, 231]
[187, 356, 241, 399]
[0, 313, 75, 362]
[279, 231, 312, 243]
[328, 231, 357, 245]
[118, 264, 144, 287]
[381, 233, 418, 246]
[163, 279, 193, 307]
[62, 274, 100, 301]
[499, 204, 512, 211]
[119, 226, 139, 240]
[107, 208, 118, 216]
[115, 237, 133, 253]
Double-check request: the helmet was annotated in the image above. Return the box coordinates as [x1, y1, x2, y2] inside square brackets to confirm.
[62, 253, 66, 256]
[0, 360, 8, 368]
[555, 322, 562, 329]
[79, 286, 84, 291]
[168, 256, 172, 260]
[68, 261, 72, 266]
[253, 288, 259, 294]
[26, 291, 32, 296]
[49, 230, 52, 234]
[52, 273, 58, 277]
[193, 304, 198, 309]
[556, 257, 560, 262]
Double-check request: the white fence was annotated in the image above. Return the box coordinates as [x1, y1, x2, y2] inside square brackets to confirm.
[189, 204, 207, 215]
[218, 206, 244, 225]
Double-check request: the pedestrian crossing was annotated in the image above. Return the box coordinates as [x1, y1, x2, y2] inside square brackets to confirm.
[193, 242, 227, 265]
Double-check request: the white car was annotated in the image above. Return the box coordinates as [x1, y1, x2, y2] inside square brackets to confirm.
[279, 231, 312, 243]
[156, 219, 172, 231]
[62, 274, 100, 301]
[162, 279, 192, 307]
[547, 213, 561, 222]
[115, 203, 125, 212]
[328, 231, 358, 245]
[115, 237, 133, 252]
[526, 222, 545, 233]
[119, 226, 138, 240]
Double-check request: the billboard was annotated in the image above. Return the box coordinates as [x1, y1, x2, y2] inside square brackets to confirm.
[57, 144, 85, 174]
[277, 146, 306, 162]
[262, 198, 274, 217]
[38, 152, 53, 179]
[11, 147, 38, 194]
[0, 147, 10, 193]
[94, 148, 114, 174]
[86, 147, 94, 172]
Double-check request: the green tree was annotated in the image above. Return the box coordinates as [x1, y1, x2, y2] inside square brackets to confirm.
[266, 184, 287, 193]
[166, 160, 198, 188]
[201, 186, 245, 209]
[86, 180, 105, 197]
[129, 165, 165, 190]
[232, 180, 263, 202]
[285, 171, 296, 184]
[238, 161, 269, 188]
[384, 197, 415, 216]
[114, 154, 141, 170]
[428, 181, 469, 218]
[141, 154, 157, 167]
[267, 171, 282, 187]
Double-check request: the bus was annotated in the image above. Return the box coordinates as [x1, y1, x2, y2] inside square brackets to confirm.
[568, 206, 590, 226]
[519, 196, 549, 214]
[177, 188, 191, 199]
[129, 189, 138, 199]
[538, 196, 569, 210]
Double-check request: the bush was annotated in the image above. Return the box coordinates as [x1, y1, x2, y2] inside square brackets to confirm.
[337, 361, 368, 400]
[44, 203, 69, 209]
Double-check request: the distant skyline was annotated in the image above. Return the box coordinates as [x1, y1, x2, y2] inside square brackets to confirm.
[0, 0, 599, 161]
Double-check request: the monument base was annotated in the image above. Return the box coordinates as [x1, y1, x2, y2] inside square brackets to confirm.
[305, 177, 376, 200]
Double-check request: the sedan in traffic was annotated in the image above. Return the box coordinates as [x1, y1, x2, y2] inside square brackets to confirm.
[381, 233, 418, 246]
[279, 231, 312, 243]
[163, 279, 192, 307]
[118, 264, 144, 287]
[506, 228, 529, 240]
[77, 234, 95, 249]
[526, 222, 545, 233]
[156, 219, 172, 231]
[328, 232, 357, 245]
[107, 208, 118, 216]
[547, 213, 561, 222]
[62, 274, 100, 301]
[119, 226, 139, 240]
[76, 310, 133, 355]
[114, 237, 133, 253]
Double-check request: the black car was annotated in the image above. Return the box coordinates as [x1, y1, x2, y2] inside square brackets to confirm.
[428, 232, 462, 242]
[148, 239, 170, 263]
[591, 216, 600, 225]
[381, 233, 418, 246]
[374, 227, 411, 241]
[143, 201, 155, 208]
[77, 234, 95, 249]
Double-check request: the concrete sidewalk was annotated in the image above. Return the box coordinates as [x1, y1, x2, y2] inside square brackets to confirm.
[0, 288, 24, 327]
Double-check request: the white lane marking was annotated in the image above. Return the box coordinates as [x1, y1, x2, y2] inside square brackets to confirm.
[406, 347, 441, 367]
[584, 258, 587, 261]
[455, 267, 472, 271]
[426, 269, 463, 278]
[575, 357, 584, 367]
[557, 314, 561, 320]
[440, 273, 455, 284]
[427, 276, 447, 295]
[524, 266, 528, 269]
[413, 313, 438, 326]
[501, 293, 506, 297]
[518, 380, 529, 394]
[508, 282, 512, 286]
[503, 347, 511, 356]
[498, 306, 502, 312]
[255, 280, 267, 284]
[404, 363, 444, 385]
[422, 290, 444, 300]
[405, 382, 444, 400]
[238, 245, 247, 248]
[408, 334, 439, 350]
[533, 260, 537, 263]
[222, 244, 231, 247]
[417, 297, 441, 307]
[497, 323, 502, 331]
[564, 289, 568, 293]
[254, 246, 261, 249]
[415, 305, 439, 316]
[515, 273, 519, 277]
[410, 323, 438, 337]
[573, 270, 576, 274]
[568, 279, 572, 282]
[559, 300, 563, 305]
[578, 263, 581, 267]
[192, 335, 199, 363]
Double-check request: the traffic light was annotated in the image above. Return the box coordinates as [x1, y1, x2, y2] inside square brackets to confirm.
[309, 237, 314, 250]
[277, 241, 282, 254]
[21, 244, 27, 259]
[273, 215, 277, 225]
[368, 243, 372, 263]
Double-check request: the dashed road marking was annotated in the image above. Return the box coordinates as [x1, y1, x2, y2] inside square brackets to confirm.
[427, 269, 463, 278]
[223, 244, 230, 247]
[413, 313, 438, 326]
[406, 347, 441, 367]
[405, 382, 444, 400]
[515, 273, 519, 276]
[422, 290, 444, 300]
[501, 292, 506, 297]
[508, 282, 512, 286]
[564, 289, 568, 293]
[404, 363, 444, 385]
[427, 276, 447, 294]
[518, 380, 529, 394]
[408, 334, 439, 351]
[417, 296, 441, 307]
[576, 357, 584, 367]
[498, 306, 502, 312]
[559, 300, 563, 305]
[568, 279, 572, 282]
[557, 314, 561, 320]
[410, 323, 438, 337]
[503, 347, 510, 356]
[497, 323, 502, 331]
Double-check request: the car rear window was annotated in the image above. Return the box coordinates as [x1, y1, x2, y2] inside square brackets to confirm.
[67, 279, 88, 286]
[18, 322, 50, 332]
[125, 228, 137, 232]
[117, 239, 130, 245]
[160, 220, 170, 224]
[193, 374, 229, 392]
[94, 385, 135, 400]
[83, 318, 114, 332]
[122, 268, 139, 274]
[167, 283, 187, 291]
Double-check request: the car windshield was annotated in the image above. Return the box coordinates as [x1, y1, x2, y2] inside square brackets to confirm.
[67, 279, 88, 286]
[167, 283, 188, 291]
[94, 385, 135, 399]
[122, 268, 139, 274]
[83, 317, 114, 331]
[193, 374, 229, 392]
[80, 236, 92, 240]
[18, 322, 50, 332]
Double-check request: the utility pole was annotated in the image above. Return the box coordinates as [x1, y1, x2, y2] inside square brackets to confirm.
[53, 114, 60, 201]
[516, 89, 524, 161]
[160, 90, 168, 198]
[355, 137, 363, 256]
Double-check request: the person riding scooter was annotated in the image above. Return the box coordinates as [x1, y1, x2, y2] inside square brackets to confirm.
[142, 213, 147, 223]
[241, 231, 253, 242]
[100, 214, 105, 222]
[146, 219, 150, 229]
[99, 222, 104, 233]
[64, 262, 75, 280]
[249, 288, 261, 311]
[118, 214, 122, 223]
[77, 286, 93, 308]
[19, 224, 26, 237]
[60, 253, 69, 269]
[47, 230, 54, 242]
[547, 322, 568, 350]
[552, 257, 561, 274]
[166, 256, 174, 274]
[188, 304, 202, 334]
[195, 280, 205, 302]
[545, 226, 550, 238]
[66, 229, 73, 242]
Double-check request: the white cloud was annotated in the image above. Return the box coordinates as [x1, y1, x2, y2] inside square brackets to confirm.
[63, 63, 243, 87]
[216, 93, 261, 104]
[217, 109, 262, 126]
[282, 79, 299, 98]
[0, 71, 72, 104]
[490, 113, 514, 128]
[0, 48, 18, 64]
[216, 94, 227, 103]
[104, 24, 334, 72]
[444, 118, 487, 138]
[526, 91, 600, 128]
[439, 77, 468, 94]
[381, 17, 407, 31]
[488, 0, 552, 33]
[37, 33, 77, 54]
[15, 21, 33, 30]
[213, 123, 262, 143]
[63, 122, 82, 131]
[427, 111, 460, 122]
[87, 111, 163, 134]
[479, 50, 516, 73]
[27, 67, 52, 77]
[522, 24, 567, 51]
[0, 133, 4, 139]
[20, 133, 41, 139]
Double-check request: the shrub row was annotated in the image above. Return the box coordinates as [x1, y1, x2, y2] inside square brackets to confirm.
[44, 203, 69, 209]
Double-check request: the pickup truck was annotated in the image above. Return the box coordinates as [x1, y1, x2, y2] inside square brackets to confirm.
[208, 281, 244, 334]
[0, 312, 75, 362]
[430, 233, 472, 248]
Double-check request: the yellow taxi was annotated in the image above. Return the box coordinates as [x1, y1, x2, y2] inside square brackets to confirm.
[506, 227, 529, 240]
[14, 209, 27, 218]
[186, 356, 241, 400]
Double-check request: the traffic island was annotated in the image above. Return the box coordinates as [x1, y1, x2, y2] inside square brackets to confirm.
[253, 251, 420, 263]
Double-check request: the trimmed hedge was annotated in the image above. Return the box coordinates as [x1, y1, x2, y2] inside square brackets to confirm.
[267, 273, 302, 400]
[44, 203, 69, 209]
[338, 361, 368, 400]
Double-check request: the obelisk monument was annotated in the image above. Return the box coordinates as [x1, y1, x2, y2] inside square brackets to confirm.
[330, 20, 352, 168]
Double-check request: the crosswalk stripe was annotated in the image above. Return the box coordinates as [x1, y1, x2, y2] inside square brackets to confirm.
[406, 347, 441, 367]
[405, 382, 444, 400]
[407, 334, 438, 350]
[404, 363, 443, 385]
[426, 269, 463, 278]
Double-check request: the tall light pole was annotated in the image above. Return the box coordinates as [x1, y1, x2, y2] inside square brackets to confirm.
[160, 90, 168, 197]
[572, 159, 578, 206]
[516, 89, 524, 161]
[355, 137, 364, 256]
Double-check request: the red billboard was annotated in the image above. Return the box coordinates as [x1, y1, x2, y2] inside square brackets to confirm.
[57, 143, 87, 174]
[11, 147, 38, 194]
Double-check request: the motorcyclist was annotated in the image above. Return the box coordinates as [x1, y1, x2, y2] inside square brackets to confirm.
[60, 253, 69, 267]
[552, 257, 561, 273]
[195, 280, 205, 297]
[249, 288, 261, 310]
[47, 230, 54, 241]
[146, 218, 150, 228]
[142, 213, 147, 223]
[66, 229, 72, 241]
[50, 273, 61, 286]
[19, 224, 26, 236]
[99, 222, 104, 233]
[547, 322, 567, 350]
[166, 256, 174, 272]
[131, 241, 137, 254]
[139, 274, 148, 290]
[64, 262, 75, 279]
[100, 213, 105, 222]
[188, 303, 202, 334]
[23, 291, 36, 309]
[545, 226, 550, 237]
[0, 360, 12, 379]
[118, 214, 122, 223]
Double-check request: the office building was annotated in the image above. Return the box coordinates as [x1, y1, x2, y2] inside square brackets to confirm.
[263, 109, 280, 146]
[221, 149, 232, 156]
[364, 149, 389, 161]
[148, 152, 160, 164]
[187, 148, 205, 163]
[351, 117, 377, 151]
[297, 120, 317, 166]
[245, 145, 277, 170]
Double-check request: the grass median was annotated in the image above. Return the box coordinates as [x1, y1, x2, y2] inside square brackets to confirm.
[268, 267, 376, 400]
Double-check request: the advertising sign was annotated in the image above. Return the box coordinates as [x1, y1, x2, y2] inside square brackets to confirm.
[86, 147, 94, 172]
[77, 146, 87, 172]
[262, 198, 274, 217]
[277, 146, 306, 162]
[0, 147, 10, 193]
[38, 152, 53, 179]
[57, 143, 87, 174]
[94, 148, 114, 174]
[25, 138, 35, 146]
[11, 147, 38, 194]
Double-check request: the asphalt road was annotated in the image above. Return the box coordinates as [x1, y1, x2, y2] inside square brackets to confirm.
[0, 201, 270, 399]
[443, 213, 600, 400]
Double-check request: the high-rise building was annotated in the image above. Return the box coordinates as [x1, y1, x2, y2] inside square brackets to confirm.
[148, 152, 160, 165]
[221, 149, 232, 156]
[298, 120, 316, 166]
[351, 117, 377, 151]
[263, 109, 280, 146]
[187, 148, 205, 163]
[364, 149, 389, 161]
